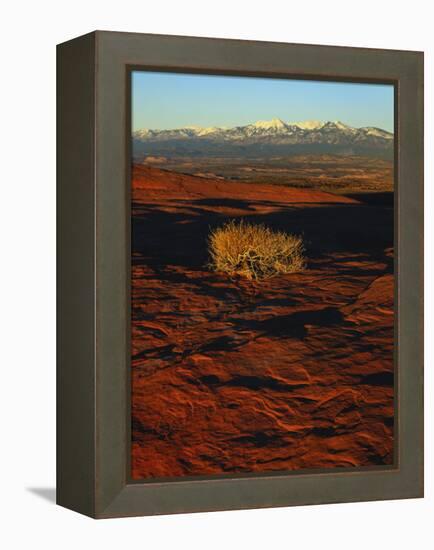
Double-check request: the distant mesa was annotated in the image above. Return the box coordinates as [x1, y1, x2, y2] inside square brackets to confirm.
[133, 119, 394, 160]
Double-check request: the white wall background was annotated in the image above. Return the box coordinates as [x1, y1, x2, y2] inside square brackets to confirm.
[1, 0, 432, 547]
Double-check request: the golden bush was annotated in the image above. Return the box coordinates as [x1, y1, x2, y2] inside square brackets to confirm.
[208, 219, 305, 280]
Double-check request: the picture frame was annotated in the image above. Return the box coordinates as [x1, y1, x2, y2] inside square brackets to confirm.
[57, 30, 423, 518]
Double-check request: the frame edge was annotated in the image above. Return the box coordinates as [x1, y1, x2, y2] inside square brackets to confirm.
[56, 31, 97, 518]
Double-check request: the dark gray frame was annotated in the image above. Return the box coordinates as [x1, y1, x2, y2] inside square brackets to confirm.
[57, 31, 424, 519]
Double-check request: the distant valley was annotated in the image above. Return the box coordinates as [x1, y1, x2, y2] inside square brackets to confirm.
[132, 154, 394, 195]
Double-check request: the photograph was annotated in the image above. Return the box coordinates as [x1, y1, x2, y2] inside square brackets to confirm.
[130, 71, 395, 479]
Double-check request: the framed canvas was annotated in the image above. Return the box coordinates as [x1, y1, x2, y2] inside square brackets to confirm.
[57, 31, 423, 518]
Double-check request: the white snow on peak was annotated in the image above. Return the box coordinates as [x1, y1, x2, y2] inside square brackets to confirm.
[332, 120, 352, 130]
[251, 118, 287, 130]
[196, 126, 223, 136]
[133, 128, 152, 137]
[290, 120, 325, 130]
[360, 127, 394, 139]
[170, 125, 226, 136]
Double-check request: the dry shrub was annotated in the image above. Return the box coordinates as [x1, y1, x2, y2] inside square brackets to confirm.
[208, 219, 306, 280]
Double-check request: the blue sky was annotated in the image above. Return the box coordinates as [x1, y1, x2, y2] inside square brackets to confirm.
[132, 71, 394, 132]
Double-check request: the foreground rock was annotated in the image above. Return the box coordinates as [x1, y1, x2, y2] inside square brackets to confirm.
[131, 165, 394, 478]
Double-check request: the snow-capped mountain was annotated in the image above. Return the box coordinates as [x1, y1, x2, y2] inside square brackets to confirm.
[133, 119, 394, 159]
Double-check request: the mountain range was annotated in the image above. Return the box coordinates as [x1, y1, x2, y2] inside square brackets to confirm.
[133, 118, 394, 159]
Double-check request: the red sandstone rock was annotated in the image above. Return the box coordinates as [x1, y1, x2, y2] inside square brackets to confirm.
[131, 165, 394, 479]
